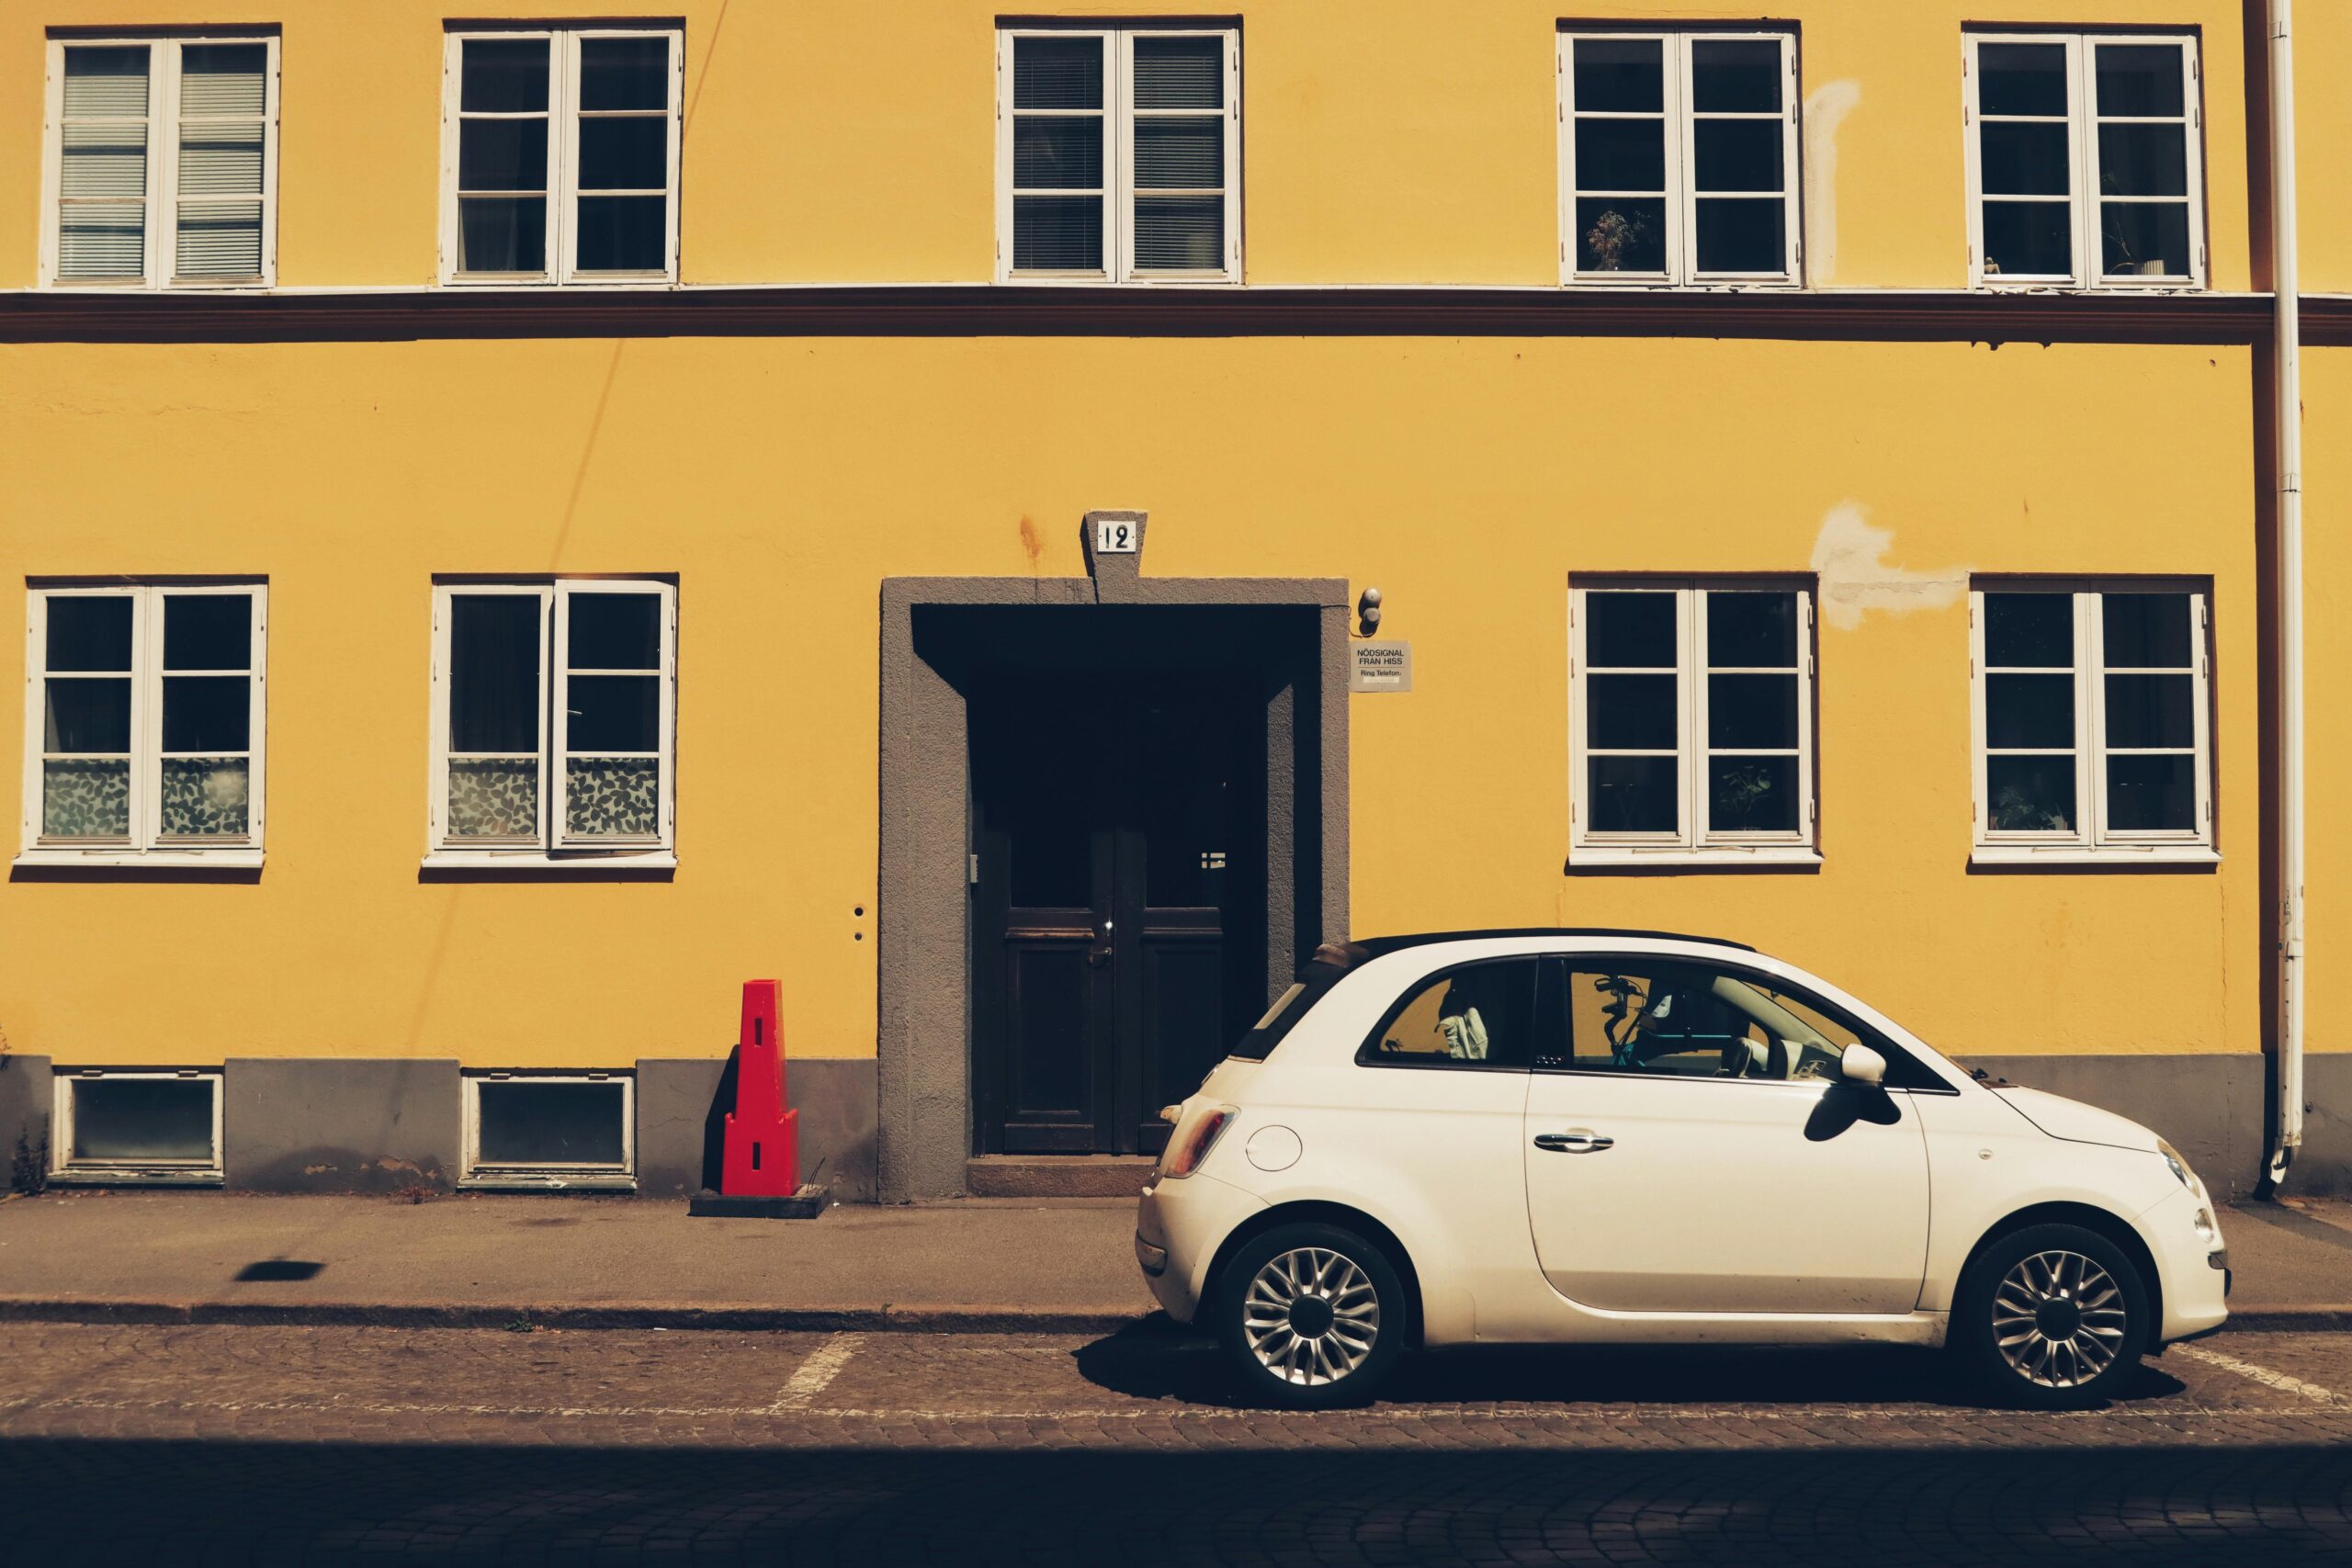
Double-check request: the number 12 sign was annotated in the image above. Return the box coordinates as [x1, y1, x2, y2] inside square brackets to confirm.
[1092, 517, 1140, 554]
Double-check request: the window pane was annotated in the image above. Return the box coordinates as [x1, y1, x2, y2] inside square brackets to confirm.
[1573, 38, 1664, 112]
[476, 1079, 627, 1166]
[1134, 36, 1222, 109]
[1586, 592, 1677, 666]
[58, 205, 147, 281]
[1014, 117, 1102, 189]
[71, 1077, 213, 1162]
[1575, 198, 1666, 272]
[164, 594, 252, 670]
[1134, 117, 1222, 189]
[1588, 755, 1677, 833]
[1987, 754, 2076, 832]
[175, 198, 262, 277]
[565, 757, 660, 837]
[1368, 962, 1540, 1068]
[179, 125, 263, 196]
[1013, 36, 1102, 109]
[566, 674, 658, 752]
[2100, 202, 2190, 277]
[1707, 592, 1795, 667]
[60, 122, 148, 197]
[448, 595, 541, 752]
[1135, 197, 1223, 270]
[44, 679, 131, 752]
[1013, 195, 1102, 271]
[458, 197, 547, 272]
[162, 675, 250, 751]
[1574, 118, 1665, 192]
[1588, 674, 1678, 750]
[2096, 45, 2185, 118]
[1984, 594, 2073, 667]
[179, 44, 266, 116]
[1980, 122, 2071, 196]
[1708, 673, 1797, 749]
[2102, 593, 2192, 667]
[447, 757, 539, 837]
[461, 39, 549, 113]
[63, 46, 150, 117]
[1690, 39, 1781, 113]
[2107, 754, 2195, 831]
[46, 596, 133, 671]
[1693, 120, 1781, 193]
[575, 197, 666, 271]
[1985, 673, 2075, 749]
[1978, 43, 2069, 117]
[2105, 673, 2195, 749]
[458, 118, 548, 192]
[1694, 199, 1784, 272]
[2098, 123, 2188, 197]
[43, 759, 130, 838]
[160, 757, 249, 838]
[569, 593, 661, 670]
[1567, 964, 1853, 1080]
[578, 117, 667, 191]
[580, 37, 669, 111]
[1709, 755, 1798, 833]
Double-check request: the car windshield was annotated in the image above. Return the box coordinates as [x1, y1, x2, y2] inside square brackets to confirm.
[1228, 942, 1366, 1060]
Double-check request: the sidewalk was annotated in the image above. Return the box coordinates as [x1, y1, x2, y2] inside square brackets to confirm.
[2, 1190, 2349, 1333]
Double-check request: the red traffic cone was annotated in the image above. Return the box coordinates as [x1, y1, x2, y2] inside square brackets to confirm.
[720, 978, 799, 1196]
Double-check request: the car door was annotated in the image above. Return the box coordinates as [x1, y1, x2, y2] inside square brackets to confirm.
[1522, 953, 1930, 1314]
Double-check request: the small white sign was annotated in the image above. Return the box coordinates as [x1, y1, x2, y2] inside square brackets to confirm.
[1350, 640, 1413, 693]
[1092, 516, 1140, 554]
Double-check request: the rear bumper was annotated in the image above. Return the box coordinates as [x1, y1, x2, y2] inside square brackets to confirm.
[1136, 1170, 1266, 1324]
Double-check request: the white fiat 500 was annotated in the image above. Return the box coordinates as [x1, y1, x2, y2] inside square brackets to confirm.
[1135, 930, 2229, 1410]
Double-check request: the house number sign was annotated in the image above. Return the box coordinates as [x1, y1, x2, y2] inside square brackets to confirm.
[1093, 516, 1140, 554]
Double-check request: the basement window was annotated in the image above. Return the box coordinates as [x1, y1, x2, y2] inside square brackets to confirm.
[461, 1071, 635, 1190]
[52, 1068, 223, 1184]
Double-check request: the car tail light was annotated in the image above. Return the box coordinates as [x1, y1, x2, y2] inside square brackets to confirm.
[1159, 1106, 1234, 1179]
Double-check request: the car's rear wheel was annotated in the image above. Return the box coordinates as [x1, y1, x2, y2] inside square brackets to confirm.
[1216, 1221, 1406, 1409]
[1953, 1222, 2149, 1409]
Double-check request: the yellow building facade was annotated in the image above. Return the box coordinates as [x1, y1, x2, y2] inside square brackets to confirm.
[0, 2, 2341, 1200]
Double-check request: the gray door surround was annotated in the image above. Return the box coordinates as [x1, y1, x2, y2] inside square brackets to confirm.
[878, 520, 1349, 1201]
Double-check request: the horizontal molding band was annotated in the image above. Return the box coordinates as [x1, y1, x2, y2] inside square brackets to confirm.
[3, 285, 2341, 346]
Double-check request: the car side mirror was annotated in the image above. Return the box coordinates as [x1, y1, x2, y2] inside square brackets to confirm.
[1839, 1043, 1887, 1087]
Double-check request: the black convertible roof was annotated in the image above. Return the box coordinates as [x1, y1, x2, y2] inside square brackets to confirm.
[1342, 928, 1758, 956]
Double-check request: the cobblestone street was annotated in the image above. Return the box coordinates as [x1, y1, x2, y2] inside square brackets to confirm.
[2, 1321, 2348, 1563]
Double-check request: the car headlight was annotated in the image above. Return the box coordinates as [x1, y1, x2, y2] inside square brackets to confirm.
[2157, 1138, 2199, 1191]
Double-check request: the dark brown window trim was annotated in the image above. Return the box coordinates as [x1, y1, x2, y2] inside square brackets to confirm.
[0, 285, 2329, 346]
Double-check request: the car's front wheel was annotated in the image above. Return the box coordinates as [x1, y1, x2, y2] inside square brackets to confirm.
[1953, 1222, 2150, 1409]
[1216, 1221, 1406, 1409]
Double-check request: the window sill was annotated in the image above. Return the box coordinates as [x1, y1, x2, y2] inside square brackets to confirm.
[1569, 846, 1822, 869]
[1973, 279, 2205, 296]
[1971, 845, 2219, 868]
[1562, 277, 1803, 292]
[49, 1168, 224, 1187]
[458, 1173, 637, 1192]
[15, 848, 263, 870]
[422, 849, 676, 872]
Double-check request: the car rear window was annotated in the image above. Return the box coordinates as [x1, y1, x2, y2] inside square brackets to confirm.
[1228, 942, 1366, 1060]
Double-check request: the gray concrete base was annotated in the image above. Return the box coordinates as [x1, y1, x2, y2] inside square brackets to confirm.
[224, 1058, 460, 1194]
[636, 1056, 876, 1203]
[2295, 1054, 2352, 1199]
[1, 1054, 53, 1190]
[966, 1155, 1157, 1198]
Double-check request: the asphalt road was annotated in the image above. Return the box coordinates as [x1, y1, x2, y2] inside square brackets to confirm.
[3, 1320, 2348, 1564]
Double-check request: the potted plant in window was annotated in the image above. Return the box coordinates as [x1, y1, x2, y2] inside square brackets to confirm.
[1583, 208, 1657, 273]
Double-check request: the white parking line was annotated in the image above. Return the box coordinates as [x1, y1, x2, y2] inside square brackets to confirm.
[2173, 1344, 2340, 1404]
[769, 1332, 866, 1412]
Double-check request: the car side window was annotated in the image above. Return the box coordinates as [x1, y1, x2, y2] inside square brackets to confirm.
[1358, 958, 1546, 1071]
[1551, 960, 1860, 1082]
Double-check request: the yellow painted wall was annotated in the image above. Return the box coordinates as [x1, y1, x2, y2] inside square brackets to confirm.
[0, 334, 2262, 1068]
[0, 1, 2258, 290]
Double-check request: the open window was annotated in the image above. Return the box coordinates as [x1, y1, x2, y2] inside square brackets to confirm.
[460, 1070, 635, 1190]
[51, 1068, 223, 1185]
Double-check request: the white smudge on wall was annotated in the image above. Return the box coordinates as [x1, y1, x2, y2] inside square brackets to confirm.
[1803, 81, 1862, 287]
[1811, 502, 1964, 630]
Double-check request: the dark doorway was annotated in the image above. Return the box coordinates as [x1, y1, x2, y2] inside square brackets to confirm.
[971, 676, 1268, 1156]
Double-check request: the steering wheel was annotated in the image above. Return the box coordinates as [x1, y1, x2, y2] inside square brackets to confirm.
[1718, 1039, 1752, 1078]
[1717, 1037, 1792, 1080]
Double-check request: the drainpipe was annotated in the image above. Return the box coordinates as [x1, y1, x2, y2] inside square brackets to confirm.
[2266, 0, 2305, 1188]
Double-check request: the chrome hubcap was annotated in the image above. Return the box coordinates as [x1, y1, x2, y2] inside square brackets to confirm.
[1992, 1249, 2129, 1388]
[1243, 1247, 1380, 1386]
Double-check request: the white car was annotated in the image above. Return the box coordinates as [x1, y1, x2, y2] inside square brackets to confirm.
[1135, 930, 2229, 1410]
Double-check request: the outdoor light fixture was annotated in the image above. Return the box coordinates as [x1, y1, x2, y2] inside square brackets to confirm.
[1357, 586, 1383, 637]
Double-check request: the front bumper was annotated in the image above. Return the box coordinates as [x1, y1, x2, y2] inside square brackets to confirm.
[2139, 1186, 2229, 1345]
[1135, 1170, 1266, 1323]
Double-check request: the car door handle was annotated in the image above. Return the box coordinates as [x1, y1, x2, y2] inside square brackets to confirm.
[1533, 1130, 1614, 1154]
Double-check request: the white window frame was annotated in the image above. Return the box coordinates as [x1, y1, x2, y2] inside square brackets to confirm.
[1963, 30, 2206, 291]
[1969, 581, 2214, 864]
[19, 581, 267, 868]
[51, 1067, 225, 1185]
[994, 24, 1242, 284]
[438, 26, 684, 287]
[1556, 26, 1801, 288]
[426, 578, 677, 868]
[39, 33, 281, 289]
[1569, 579, 1817, 865]
[460, 1069, 637, 1190]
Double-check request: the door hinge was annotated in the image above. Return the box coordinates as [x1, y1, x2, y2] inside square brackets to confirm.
[968, 852, 980, 886]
